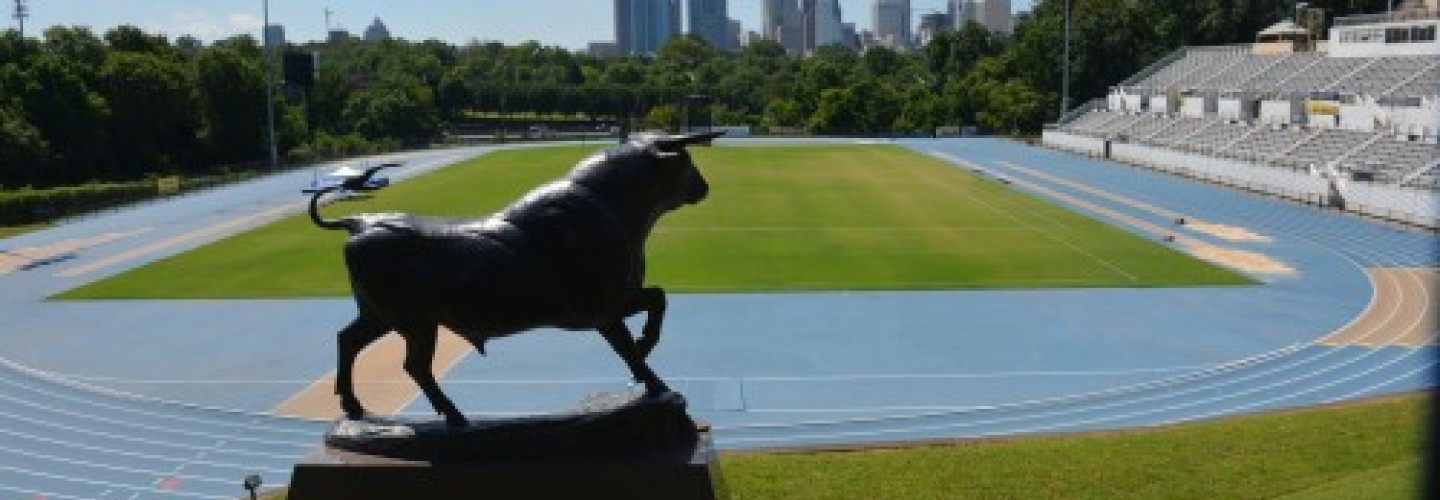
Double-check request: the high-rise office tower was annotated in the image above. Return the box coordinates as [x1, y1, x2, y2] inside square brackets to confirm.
[762, 0, 788, 40]
[688, 0, 734, 50]
[950, 0, 1012, 34]
[812, 0, 844, 50]
[616, 0, 680, 55]
[872, 0, 911, 49]
[981, 0, 1013, 35]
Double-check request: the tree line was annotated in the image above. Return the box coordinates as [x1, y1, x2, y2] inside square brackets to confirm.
[0, 0, 1389, 189]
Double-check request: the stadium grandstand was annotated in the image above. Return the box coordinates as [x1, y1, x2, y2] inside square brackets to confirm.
[1045, 0, 1440, 229]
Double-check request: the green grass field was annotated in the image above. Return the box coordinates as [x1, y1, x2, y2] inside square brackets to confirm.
[59, 144, 1251, 300]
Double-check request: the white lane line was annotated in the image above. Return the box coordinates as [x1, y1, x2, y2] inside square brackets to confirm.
[0, 391, 305, 447]
[0, 426, 292, 475]
[0, 464, 228, 499]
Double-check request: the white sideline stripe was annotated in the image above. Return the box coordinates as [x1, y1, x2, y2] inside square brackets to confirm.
[927, 151, 1141, 283]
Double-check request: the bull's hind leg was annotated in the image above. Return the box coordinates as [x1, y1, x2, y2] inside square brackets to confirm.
[397, 323, 468, 427]
[335, 312, 388, 420]
[599, 321, 670, 395]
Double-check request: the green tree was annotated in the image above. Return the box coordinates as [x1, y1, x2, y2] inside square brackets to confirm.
[341, 75, 441, 146]
[97, 50, 198, 174]
[195, 45, 267, 163]
[17, 53, 111, 181]
[0, 103, 54, 186]
[807, 87, 859, 134]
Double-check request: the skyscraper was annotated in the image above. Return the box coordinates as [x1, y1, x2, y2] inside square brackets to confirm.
[764, 0, 806, 55]
[762, 0, 789, 40]
[872, 0, 910, 50]
[616, 0, 680, 55]
[950, 0, 1012, 34]
[981, 0, 1013, 35]
[812, 0, 845, 50]
[688, 0, 733, 51]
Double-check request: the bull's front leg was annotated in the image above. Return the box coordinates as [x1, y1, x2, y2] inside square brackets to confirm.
[598, 321, 670, 395]
[627, 287, 666, 359]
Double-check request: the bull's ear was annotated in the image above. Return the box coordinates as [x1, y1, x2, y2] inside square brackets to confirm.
[655, 131, 725, 151]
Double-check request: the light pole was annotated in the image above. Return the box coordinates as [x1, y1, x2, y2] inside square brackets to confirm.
[1061, 0, 1071, 117]
[13, 0, 27, 37]
[262, 0, 279, 170]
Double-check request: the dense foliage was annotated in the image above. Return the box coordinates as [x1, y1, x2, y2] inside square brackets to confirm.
[0, 0, 1391, 191]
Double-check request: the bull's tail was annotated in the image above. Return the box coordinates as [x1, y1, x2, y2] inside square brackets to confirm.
[308, 188, 361, 233]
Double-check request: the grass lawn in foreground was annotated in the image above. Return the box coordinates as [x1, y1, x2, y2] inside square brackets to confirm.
[720, 394, 1424, 500]
[59, 144, 1251, 299]
[258, 394, 1424, 500]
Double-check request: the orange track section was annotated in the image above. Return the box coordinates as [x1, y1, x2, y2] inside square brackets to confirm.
[1322, 268, 1437, 347]
[272, 328, 472, 419]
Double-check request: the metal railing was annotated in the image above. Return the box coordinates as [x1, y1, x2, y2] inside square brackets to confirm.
[1056, 98, 1108, 126]
[1334, 9, 1440, 27]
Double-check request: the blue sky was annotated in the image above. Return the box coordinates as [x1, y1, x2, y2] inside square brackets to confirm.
[16, 1, 1035, 49]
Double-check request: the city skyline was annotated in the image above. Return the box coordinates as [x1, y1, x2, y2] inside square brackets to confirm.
[10, 0, 1033, 49]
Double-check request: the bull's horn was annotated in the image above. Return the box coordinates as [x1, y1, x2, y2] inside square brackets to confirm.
[656, 131, 725, 151]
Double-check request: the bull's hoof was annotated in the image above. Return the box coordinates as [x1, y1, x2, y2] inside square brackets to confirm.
[444, 414, 470, 429]
[341, 402, 368, 421]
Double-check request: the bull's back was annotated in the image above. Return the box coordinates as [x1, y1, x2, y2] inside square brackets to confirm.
[341, 215, 633, 335]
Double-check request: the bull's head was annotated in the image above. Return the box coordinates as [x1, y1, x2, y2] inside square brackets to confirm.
[572, 131, 723, 213]
[648, 132, 722, 208]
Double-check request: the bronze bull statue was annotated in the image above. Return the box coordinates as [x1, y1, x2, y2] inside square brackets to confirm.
[309, 132, 721, 427]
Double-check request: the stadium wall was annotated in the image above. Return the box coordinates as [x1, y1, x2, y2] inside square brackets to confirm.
[1041, 130, 1440, 229]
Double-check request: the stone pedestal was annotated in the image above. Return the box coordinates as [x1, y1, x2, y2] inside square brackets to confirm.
[287, 391, 726, 500]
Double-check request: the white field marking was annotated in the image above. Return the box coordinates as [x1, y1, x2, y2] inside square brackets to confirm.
[0, 485, 92, 500]
[995, 159, 1273, 243]
[917, 150, 1079, 235]
[56, 203, 300, 278]
[927, 151, 1141, 283]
